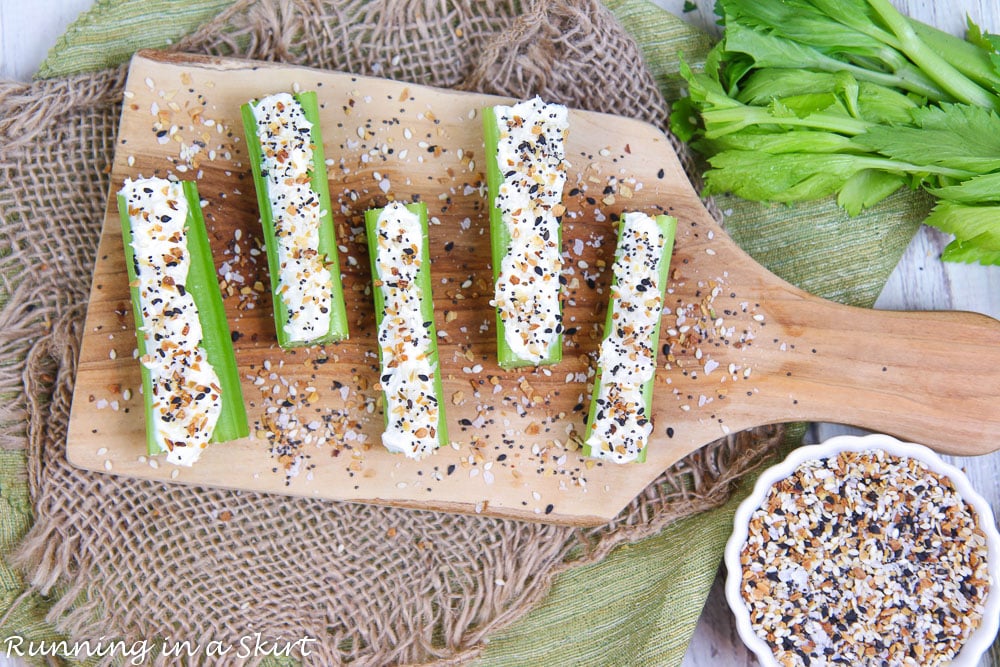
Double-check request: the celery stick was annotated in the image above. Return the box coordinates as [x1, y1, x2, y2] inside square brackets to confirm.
[365, 202, 449, 454]
[866, 0, 1000, 110]
[118, 181, 248, 455]
[912, 20, 1000, 92]
[241, 91, 349, 348]
[583, 214, 677, 464]
[483, 104, 564, 369]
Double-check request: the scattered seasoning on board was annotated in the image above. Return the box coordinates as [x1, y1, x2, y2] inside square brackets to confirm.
[248, 353, 370, 484]
[564, 153, 765, 427]
[218, 227, 267, 312]
[134, 71, 239, 177]
[741, 449, 990, 667]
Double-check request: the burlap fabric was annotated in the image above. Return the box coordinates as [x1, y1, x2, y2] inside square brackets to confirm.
[1, 0, 784, 663]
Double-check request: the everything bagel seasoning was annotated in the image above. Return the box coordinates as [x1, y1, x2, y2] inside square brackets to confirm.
[740, 449, 990, 667]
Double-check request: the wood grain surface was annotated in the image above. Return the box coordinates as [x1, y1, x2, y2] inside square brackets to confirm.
[65, 50, 1000, 527]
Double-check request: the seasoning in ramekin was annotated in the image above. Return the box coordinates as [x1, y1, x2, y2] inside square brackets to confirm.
[740, 449, 990, 667]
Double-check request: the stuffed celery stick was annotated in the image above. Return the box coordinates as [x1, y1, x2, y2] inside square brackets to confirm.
[583, 212, 677, 464]
[242, 91, 349, 348]
[365, 202, 448, 459]
[118, 177, 248, 465]
[484, 97, 568, 368]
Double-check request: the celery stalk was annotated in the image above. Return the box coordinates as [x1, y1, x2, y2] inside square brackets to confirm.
[582, 214, 677, 464]
[912, 19, 1000, 92]
[865, 0, 1000, 110]
[241, 91, 349, 348]
[483, 106, 563, 369]
[118, 181, 249, 455]
[364, 202, 449, 450]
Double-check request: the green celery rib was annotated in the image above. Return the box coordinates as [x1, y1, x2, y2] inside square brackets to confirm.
[701, 104, 873, 137]
[911, 20, 1000, 92]
[483, 105, 563, 369]
[364, 202, 449, 450]
[721, 21, 951, 101]
[118, 194, 157, 455]
[865, 0, 1000, 110]
[118, 181, 249, 456]
[804, 0, 1000, 96]
[582, 214, 677, 464]
[241, 91, 349, 348]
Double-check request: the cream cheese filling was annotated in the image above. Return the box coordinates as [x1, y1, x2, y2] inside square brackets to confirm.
[252, 92, 333, 342]
[492, 96, 568, 363]
[586, 212, 666, 464]
[121, 177, 222, 466]
[374, 203, 440, 459]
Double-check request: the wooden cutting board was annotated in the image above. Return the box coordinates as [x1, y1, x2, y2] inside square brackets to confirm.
[67, 50, 1000, 526]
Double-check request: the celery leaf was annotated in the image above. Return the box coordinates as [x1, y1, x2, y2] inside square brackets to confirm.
[837, 169, 906, 215]
[669, 96, 701, 144]
[703, 151, 870, 201]
[925, 201, 1000, 265]
[928, 172, 1000, 204]
[942, 235, 1000, 265]
[856, 103, 1000, 172]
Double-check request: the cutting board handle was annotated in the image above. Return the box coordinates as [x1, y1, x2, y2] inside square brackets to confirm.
[757, 288, 1000, 456]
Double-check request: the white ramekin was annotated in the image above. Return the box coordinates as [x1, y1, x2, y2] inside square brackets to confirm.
[725, 433, 1000, 667]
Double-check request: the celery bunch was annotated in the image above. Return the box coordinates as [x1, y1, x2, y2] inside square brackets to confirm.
[673, 0, 1000, 265]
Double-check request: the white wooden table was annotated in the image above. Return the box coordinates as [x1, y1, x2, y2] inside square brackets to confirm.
[3, 1, 999, 665]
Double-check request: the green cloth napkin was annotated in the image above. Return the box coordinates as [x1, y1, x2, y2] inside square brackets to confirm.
[4, 1, 930, 665]
[35, 0, 234, 79]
